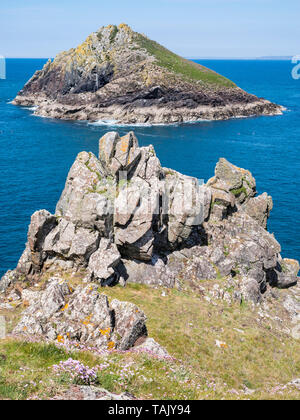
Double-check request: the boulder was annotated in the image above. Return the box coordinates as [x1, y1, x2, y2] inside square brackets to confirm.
[55, 151, 114, 236]
[43, 219, 100, 266]
[16, 243, 33, 276]
[114, 176, 161, 261]
[267, 258, 299, 289]
[27, 210, 57, 253]
[14, 279, 147, 351]
[165, 172, 208, 248]
[242, 193, 273, 228]
[208, 158, 256, 205]
[240, 277, 262, 303]
[27, 210, 57, 269]
[134, 337, 170, 359]
[99, 131, 141, 176]
[88, 239, 121, 285]
[52, 385, 135, 401]
[0, 270, 19, 293]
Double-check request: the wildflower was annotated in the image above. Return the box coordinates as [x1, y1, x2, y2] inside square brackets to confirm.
[52, 358, 97, 385]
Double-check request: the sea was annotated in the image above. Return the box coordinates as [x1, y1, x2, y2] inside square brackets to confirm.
[0, 58, 299, 276]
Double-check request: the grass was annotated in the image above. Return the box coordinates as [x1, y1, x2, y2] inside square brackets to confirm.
[109, 25, 118, 43]
[0, 283, 299, 400]
[230, 186, 248, 198]
[134, 33, 236, 88]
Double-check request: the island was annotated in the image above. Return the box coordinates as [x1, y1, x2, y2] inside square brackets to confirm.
[13, 24, 283, 124]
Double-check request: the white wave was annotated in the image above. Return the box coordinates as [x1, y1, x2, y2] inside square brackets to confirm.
[88, 119, 172, 127]
[24, 106, 39, 111]
[87, 119, 214, 127]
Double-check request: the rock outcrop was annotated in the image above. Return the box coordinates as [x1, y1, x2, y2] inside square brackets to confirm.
[1, 131, 298, 312]
[13, 24, 283, 124]
[14, 278, 147, 351]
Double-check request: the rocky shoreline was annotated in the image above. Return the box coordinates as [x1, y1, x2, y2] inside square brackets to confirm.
[13, 95, 283, 124]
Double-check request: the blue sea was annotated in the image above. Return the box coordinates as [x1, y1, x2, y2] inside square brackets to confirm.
[0, 59, 299, 276]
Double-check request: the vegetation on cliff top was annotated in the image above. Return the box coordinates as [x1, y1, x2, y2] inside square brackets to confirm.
[55, 23, 237, 89]
[133, 31, 236, 88]
[1, 282, 299, 400]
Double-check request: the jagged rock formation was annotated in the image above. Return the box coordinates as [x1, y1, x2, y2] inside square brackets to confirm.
[13, 24, 283, 124]
[1, 131, 298, 309]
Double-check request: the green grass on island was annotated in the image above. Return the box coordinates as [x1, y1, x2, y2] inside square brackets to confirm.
[134, 33, 236, 88]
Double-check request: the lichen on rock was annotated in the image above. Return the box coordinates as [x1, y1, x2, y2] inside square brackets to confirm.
[1, 130, 299, 348]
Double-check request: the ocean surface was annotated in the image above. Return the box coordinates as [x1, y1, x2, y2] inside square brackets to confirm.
[0, 58, 299, 276]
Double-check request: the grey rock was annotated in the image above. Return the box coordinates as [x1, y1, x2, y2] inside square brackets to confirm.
[240, 277, 262, 303]
[88, 238, 121, 285]
[166, 172, 207, 247]
[0, 270, 19, 293]
[14, 279, 147, 351]
[28, 210, 57, 253]
[133, 337, 170, 359]
[52, 385, 135, 400]
[242, 192, 273, 228]
[6, 131, 298, 305]
[16, 243, 32, 276]
[114, 176, 160, 261]
[209, 157, 256, 205]
[43, 219, 100, 266]
[111, 299, 147, 350]
[267, 259, 299, 289]
[27, 210, 57, 269]
[55, 151, 114, 236]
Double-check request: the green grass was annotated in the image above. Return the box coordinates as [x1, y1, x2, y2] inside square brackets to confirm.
[1, 283, 299, 400]
[230, 186, 248, 198]
[134, 33, 236, 88]
[110, 25, 118, 43]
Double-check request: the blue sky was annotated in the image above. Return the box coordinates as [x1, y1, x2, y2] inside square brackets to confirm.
[1, 0, 300, 58]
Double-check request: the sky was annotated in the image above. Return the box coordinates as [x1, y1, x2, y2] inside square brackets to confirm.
[1, 0, 300, 58]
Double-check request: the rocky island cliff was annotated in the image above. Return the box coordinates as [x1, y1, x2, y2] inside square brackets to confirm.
[1, 131, 299, 357]
[13, 24, 283, 124]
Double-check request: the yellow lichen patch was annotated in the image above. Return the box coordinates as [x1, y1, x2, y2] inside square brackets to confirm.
[99, 327, 111, 336]
[57, 335, 64, 343]
[82, 314, 93, 326]
[107, 341, 115, 350]
[284, 259, 299, 268]
[72, 35, 95, 66]
[61, 303, 69, 312]
[120, 137, 129, 153]
[118, 23, 131, 32]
